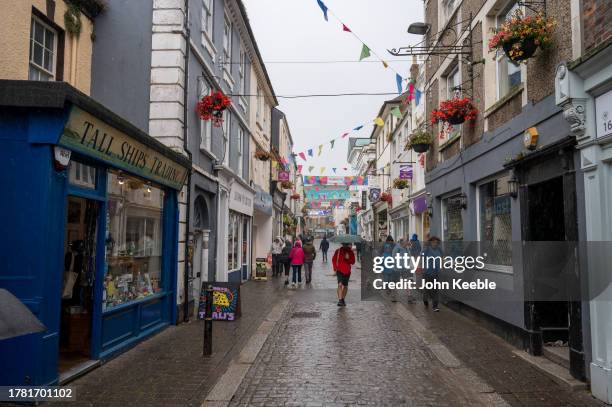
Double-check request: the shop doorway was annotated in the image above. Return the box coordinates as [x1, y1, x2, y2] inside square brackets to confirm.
[59, 196, 98, 378]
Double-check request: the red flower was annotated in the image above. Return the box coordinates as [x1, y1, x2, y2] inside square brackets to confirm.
[196, 91, 232, 127]
[431, 97, 478, 124]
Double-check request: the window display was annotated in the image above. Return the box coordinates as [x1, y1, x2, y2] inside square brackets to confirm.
[103, 171, 164, 310]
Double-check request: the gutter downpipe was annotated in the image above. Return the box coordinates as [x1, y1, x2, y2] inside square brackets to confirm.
[182, 0, 193, 323]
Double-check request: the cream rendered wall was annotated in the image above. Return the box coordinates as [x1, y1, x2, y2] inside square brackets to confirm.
[248, 64, 272, 193]
[0, 0, 93, 94]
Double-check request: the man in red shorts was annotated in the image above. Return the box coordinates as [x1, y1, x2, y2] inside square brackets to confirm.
[332, 243, 356, 306]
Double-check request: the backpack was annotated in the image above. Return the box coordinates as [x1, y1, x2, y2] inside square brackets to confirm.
[279, 245, 291, 263]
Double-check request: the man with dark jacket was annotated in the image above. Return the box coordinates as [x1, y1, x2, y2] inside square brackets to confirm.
[302, 238, 317, 284]
[319, 236, 330, 262]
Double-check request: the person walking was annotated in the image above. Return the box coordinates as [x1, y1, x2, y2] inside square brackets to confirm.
[332, 243, 356, 306]
[393, 238, 415, 303]
[302, 238, 317, 284]
[381, 235, 396, 295]
[280, 240, 292, 286]
[422, 236, 443, 312]
[289, 240, 305, 287]
[271, 237, 284, 277]
[319, 236, 330, 262]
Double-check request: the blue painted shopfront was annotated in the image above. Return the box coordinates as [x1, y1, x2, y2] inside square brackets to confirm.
[0, 81, 190, 386]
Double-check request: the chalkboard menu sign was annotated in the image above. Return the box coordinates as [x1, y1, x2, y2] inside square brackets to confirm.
[198, 282, 241, 321]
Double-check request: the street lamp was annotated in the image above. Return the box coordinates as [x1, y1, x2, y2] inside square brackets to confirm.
[508, 172, 519, 199]
[407, 22, 430, 35]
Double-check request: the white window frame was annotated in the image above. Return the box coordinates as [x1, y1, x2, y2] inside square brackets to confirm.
[198, 79, 213, 152]
[223, 113, 231, 166]
[237, 126, 244, 177]
[238, 46, 248, 109]
[475, 172, 514, 274]
[223, 10, 233, 79]
[495, 2, 522, 101]
[200, 0, 216, 56]
[29, 16, 57, 81]
[439, 65, 462, 146]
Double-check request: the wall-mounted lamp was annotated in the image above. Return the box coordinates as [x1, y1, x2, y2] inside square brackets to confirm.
[508, 173, 519, 199]
[407, 22, 430, 35]
[117, 172, 125, 185]
[459, 193, 468, 209]
[426, 192, 433, 218]
[146, 182, 152, 193]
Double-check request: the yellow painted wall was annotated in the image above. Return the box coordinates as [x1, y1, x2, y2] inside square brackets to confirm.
[0, 0, 93, 95]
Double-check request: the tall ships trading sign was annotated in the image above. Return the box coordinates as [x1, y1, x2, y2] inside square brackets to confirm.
[59, 107, 189, 190]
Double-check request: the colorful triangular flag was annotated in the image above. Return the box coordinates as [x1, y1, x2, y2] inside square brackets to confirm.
[320, 167, 326, 174]
[353, 125, 364, 131]
[359, 44, 371, 61]
[382, 61, 389, 68]
[299, 152, 307, 161]
[374, 117, 385, 126]
[391, 106, 403, 119]
[297, 165, 303, 173]
[330, 140, 335, 149]
[317, 145, 323, 156]
[308, 149, 313, 157]
[342, 24, 351, 32]
[415, 89, 422, 106]
[309, 166, 315, 172]
[316, 0, 328, 21]
[341, 132, 349, 138]
[332, 168, 337, 173]
[396, 74, 403, 94]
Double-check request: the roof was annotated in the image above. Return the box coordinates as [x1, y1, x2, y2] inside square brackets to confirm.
[0, 80, 191, 169]
[369, 93, 407, 139]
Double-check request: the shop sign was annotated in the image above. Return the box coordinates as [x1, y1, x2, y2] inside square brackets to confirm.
[229, 181, 254, 216]
[399, 165, 413, 180]
[254, 186, 273, 216]
[596, 90, 612, 139]
[369, 188, 381, 203]
[254, 258, 268, 281]
[59, 107, 188, 190]
[277, 170, 290, 181]
[198, 282, 241, 321]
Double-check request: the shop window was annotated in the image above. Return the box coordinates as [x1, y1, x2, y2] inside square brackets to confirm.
[103, 171, 164, 310]
[478, 173, 513, 270]
[69, 161, 96, 189]
[29, 16, 57, 81]
[495, 2, 522, 99]
[442, 195, 463, 241]
[227, 211, 240, 271]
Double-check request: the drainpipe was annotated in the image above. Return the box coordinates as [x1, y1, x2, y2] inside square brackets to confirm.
[182, 0, 193, 323]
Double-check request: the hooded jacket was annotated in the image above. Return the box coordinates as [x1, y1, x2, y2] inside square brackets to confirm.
[289, 241, 305, 265]
[302, 241, 317, 262]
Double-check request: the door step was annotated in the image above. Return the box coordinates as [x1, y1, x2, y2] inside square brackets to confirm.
[543, 344, 570, 370]
[59, 359, 100, 385]
[512, 350, 586, 391]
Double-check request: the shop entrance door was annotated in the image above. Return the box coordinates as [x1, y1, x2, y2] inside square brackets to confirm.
[59, 196, 98, 380]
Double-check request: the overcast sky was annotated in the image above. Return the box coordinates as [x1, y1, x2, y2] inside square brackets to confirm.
[242, 0, 424, 176]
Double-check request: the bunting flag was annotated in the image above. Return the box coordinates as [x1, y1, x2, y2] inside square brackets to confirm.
[299, 152, 307, 161]
[396, 74, 403, 94]
[320, 167, 326, 174]
[341, 133, 349, 138]
[317, 145, 323, 156]
[391, 106, 403, 119]
[309, 166, 315, 172]
[408, 82, 415, 102]
[382, 61, 389, 69]
[415, 89, 422, 106]
[359, 44, 371, 61]
[297, 165, 303, 173]
[272, 161, 278, 169]
[332, 168, 337, 173]
[308, 149, 313, 157]
[353, 125, 364, 131]
[330, 139, 335, 149]
[316, 0, 328, 21]
[374, 117, 385, 126]
[342, 24, 351, 32]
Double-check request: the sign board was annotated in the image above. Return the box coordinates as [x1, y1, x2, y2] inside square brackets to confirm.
[198, 282, 241, 321]
[399, 164, 413, 180]
[369, 188, 381, 203]
[59, 107, 188, 190]
[229, 181, 254, 216]
[596, 90, 612, 139]
[254, 258, 268, 281]
[277, 170, 290, 182]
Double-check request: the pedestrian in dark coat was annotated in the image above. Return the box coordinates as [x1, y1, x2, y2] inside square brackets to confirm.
[319, 236, 330, 262]
[302, 238, 317, 284]
[280, 241, 292, 285]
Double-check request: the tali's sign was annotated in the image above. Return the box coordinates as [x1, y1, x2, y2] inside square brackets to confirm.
[59, 107, 189, 190]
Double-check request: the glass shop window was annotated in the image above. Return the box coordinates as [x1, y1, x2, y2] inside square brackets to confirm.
[478, 173, 513, 269]
[69, 161, 97, 189]
[103, 171, 164, 311]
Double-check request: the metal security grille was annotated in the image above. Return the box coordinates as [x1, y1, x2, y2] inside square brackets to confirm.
[291, 312, 321, 318]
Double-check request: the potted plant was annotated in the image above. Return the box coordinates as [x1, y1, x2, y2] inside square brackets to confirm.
[196, 90, 232, 127]
[393, 178, 409, 189]
[280, 181, 293, 190]
[432, 97, 478, 126]
[254, 149, 271, 161]
[406, 128, 433, 153]
[380, 192, 392, 205]
[488, 11, 555, 63]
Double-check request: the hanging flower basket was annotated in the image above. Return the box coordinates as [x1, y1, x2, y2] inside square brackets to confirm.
[254, 149, 271, 161]
[291, 193, 301, 200]
[393, 178, 409, 190]
[406, 128, 433, 153]
[488, 11, 555, 63]
[196, 91, 232, 127]
[280, 181, 293, 190]
[380, 192, 392, 204]
[431, 98, 478, 126]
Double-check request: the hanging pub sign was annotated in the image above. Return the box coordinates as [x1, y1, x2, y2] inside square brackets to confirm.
[399, 164, 413, 180]
[59, 107, 188, 190]
[369, 188, 381, 203]
[198, 282, 241, 321]
[277, 170, 290, 182]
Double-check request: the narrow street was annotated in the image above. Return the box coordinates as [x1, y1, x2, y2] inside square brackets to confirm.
[51, 243, 603, 407]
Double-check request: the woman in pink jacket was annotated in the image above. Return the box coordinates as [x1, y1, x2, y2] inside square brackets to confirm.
[289, 240, 305, 287]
